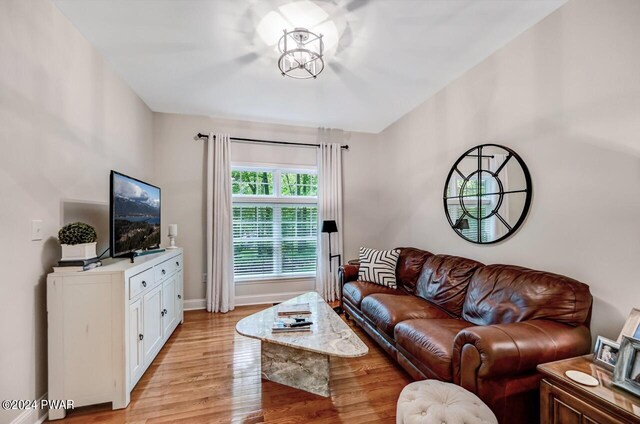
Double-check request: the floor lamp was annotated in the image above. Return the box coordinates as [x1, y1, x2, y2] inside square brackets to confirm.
[321, 220, 342, 314]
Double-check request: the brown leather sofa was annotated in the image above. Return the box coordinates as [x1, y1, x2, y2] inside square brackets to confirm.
[339, 247, 592, 424]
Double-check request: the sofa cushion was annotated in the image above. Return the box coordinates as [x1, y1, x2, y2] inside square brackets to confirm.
[358, 247, 401, 288]
[343, 281, 404, 308]
[415, 254, 484, 316]
[361, 294, 450, 339]
[462, 264, 593, 327]
[395, 247, 433, 294]
[395, 319, 474, 381]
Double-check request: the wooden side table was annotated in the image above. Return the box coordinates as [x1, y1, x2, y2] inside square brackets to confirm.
[537, 355, 640, 424]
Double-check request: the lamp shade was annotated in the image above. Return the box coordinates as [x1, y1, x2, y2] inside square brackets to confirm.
[453, 218, 469, 230]
[168, 224, 178, 237]
[321, 220, 338, 233]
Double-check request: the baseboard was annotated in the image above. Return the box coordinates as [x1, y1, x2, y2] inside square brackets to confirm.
[10, 393, 48, 424]
[185, 291, 311, 310]
[184, 298, 206, 310]
[235, 291, 308, 306]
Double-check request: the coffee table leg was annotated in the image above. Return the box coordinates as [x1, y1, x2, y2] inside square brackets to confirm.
[261, 341, 330, 397]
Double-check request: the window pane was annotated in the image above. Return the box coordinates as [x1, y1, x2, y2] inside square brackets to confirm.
[282, 240, 317, 273]
[232, 203, 317, 279]
[232, 170, 274, 196]
[233, 205, 275, 276]
[281, 206, 317, 274]
[280, 172, 318, 197]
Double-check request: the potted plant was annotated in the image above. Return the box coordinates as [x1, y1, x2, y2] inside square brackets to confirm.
[58, 222, 98, 260]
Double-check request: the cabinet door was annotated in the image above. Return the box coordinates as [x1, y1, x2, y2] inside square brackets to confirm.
[128, 299, 144, 385]
[142, 285, 163, 364]
[162, 275, 177, 337]
[176, 270, 184, 324]
[541, 380, 626, 424]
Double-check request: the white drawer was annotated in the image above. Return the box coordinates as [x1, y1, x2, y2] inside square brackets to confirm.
[129, 268, 154, 299]
[155, 255, 181, 281]
[172, 255, 183, 272]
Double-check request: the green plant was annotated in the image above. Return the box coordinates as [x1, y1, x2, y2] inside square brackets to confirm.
[58, 222, 97, 245]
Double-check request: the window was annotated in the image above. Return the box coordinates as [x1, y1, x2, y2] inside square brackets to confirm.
[280, 172, 317, 196]
[232, 166, 318, 280]
[231, 169, 274, 196]
[446, 174, 492, 242]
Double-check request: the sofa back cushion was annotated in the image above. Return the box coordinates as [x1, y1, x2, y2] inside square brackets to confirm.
[395, 247, 433, 293]
[414, 254, 484, 316]
[462, 264, 592, 327]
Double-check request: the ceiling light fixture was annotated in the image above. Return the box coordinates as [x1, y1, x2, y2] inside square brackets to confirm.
[278, 27, 324, 79]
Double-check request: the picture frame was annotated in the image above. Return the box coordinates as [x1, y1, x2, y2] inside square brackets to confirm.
[617, 307, 640, 343]
[612, 336, 640, 397]
[593, 336, 620, 371]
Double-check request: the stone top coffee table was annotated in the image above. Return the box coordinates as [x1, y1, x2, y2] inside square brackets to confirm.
[236, 291, 368, 397]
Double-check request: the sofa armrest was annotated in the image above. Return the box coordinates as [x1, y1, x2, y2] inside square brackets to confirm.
[453, 320, 591, 385]
[339, 264, 360, 285]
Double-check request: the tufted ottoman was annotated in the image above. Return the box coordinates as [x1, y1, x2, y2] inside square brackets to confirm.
[396, 380, 498, 424]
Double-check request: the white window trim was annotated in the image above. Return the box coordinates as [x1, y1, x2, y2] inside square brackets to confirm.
[235, 273, 316, 285]
[232, 164, 318, 283]
[233, 196, 316, 204]
[232, 161, 316, 171]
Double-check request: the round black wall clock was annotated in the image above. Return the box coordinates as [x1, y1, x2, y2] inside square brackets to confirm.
[443, 144, 532, 244]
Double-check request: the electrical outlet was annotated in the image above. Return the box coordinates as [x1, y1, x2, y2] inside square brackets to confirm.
[202, 273, 207, 283]
[31, 220, 43, 241]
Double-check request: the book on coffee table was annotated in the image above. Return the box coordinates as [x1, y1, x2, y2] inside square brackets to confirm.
[277, 302, 311, 316]
[272, 318, 312, 333]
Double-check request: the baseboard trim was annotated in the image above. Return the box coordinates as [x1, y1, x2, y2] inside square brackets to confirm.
[235, 291, 309, 306]
[185, 291, 313, 310]
[184, 298, 206, 310]
[10, 392, 48, 424]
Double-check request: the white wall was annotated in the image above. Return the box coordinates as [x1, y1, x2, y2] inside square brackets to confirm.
[376, 0, 640, 341]
[0, 0, 154, 422]
[8, 1, 634, 419]
[152, 113, 380, 306]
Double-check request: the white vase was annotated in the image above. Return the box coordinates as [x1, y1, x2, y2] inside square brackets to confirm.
[61, 242, 97, 261]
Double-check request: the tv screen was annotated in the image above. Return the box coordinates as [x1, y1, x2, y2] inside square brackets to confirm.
[110, 171, 161, 257]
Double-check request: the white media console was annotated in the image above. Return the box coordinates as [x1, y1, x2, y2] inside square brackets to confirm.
[46, 248, 184, 420]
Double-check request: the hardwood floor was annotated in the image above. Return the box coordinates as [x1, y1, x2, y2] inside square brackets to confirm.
[58, 305, 411, 423]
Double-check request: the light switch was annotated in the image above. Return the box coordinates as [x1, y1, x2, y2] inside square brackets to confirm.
[31, 220, 43, 241]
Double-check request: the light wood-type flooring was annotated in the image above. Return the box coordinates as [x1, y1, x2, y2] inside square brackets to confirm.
[57, 304, 411, 423]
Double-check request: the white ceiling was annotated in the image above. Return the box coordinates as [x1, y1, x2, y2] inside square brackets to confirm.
[53, 0, 566, 133]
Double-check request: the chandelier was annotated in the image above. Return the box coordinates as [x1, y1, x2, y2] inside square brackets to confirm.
[278, 27, 325, 79]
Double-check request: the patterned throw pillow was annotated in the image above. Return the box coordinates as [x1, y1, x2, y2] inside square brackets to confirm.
[358, 247, 400, 288]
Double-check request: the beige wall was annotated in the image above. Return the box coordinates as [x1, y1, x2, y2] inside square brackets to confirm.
[152, 113, 380, 306]
[5, 0, 637, 419]
[0, 0, 153, 421]
[376, 0, 640, 341]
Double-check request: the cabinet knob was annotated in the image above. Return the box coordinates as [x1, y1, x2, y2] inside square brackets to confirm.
[164, 308, 168, 314]
[162, 269, 166, 275]
[139, 334, 143, 341]
[142, 281, 147, 287]
[161, 310, 165, 316]
[177, 294, 181, 299]
[176, 261, 180, 267]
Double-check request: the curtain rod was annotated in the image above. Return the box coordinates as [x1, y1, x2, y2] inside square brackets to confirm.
[193, 133, 349, 150]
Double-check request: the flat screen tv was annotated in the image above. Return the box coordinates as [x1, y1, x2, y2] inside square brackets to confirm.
[110, 171, 161, 258]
